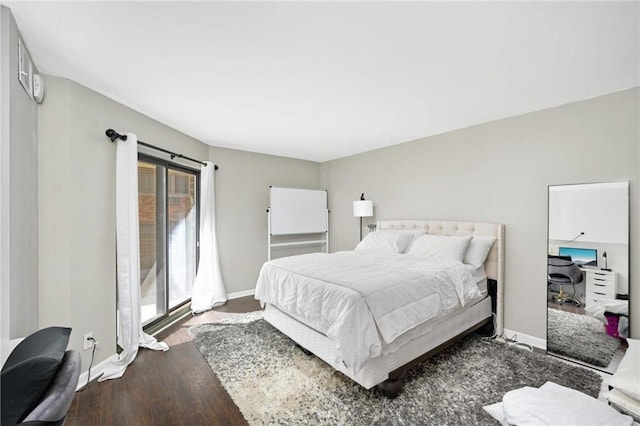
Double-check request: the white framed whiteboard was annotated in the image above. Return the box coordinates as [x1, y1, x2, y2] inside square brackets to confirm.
[269, 187, 328, 235]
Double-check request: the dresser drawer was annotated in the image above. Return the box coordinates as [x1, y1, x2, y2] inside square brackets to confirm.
[589, 276, 615, 286]
[586, 270, 615, 282]
[587, 288, 616, 299]
[586, 292, 617, 308]
[587, 281, 614, 293]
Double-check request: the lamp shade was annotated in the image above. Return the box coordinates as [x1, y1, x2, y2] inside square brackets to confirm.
[353, 200, 373, 217]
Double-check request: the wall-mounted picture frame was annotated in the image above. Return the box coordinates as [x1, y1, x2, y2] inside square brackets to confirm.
[18, 37, 33, 99]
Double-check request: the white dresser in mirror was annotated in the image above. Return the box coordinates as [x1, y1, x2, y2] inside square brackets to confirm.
[585, 269, 617, 308]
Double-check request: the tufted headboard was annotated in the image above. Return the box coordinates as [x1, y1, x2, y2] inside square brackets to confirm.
[377, 219, 505, 335]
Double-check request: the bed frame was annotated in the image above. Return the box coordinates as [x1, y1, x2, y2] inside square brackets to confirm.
[263, 219, 505, 397]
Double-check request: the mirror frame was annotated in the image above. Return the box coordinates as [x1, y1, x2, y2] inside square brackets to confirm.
[546, 181, 630, 372]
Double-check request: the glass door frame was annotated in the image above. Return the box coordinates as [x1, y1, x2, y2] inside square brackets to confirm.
[138, 153, 201, 330]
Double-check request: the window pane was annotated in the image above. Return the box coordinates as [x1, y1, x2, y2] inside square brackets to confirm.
[138, 161, 167, 324]
[168, 168, 197, 309]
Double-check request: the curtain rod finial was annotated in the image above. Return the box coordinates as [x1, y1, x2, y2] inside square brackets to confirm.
[105, 129, 126, 142]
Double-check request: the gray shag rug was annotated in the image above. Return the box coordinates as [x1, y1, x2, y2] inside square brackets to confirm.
[191, 312, 601, 426]
[547, 308, 620, 367]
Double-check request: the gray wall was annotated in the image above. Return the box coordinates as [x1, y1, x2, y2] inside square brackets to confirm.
[38, 75, 320, 370]
[0, 6, 10, 362]
[0, 6, 39, 340]
[209, 147, 320, 294]
[320, 88, 640, 340]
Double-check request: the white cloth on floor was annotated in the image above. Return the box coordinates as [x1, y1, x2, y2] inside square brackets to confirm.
[483, 401, 509, 426]
[502, 381, 633, 426]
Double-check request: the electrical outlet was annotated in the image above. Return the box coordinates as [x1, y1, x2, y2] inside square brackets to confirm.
[83, 332, 94, 351]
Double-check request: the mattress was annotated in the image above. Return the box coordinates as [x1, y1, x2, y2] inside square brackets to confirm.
[264, 295, 492, 389]
[267, 274, 488, 360]
[477, 277, 488, 297]
[386, 276, 488, 352]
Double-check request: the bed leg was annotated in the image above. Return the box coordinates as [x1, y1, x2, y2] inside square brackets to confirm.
[295, 344, 313, 356]
[377, 378, 402, 399]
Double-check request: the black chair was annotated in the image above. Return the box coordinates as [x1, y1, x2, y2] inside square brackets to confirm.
[548, 257, 583, 306]
[548, 254, 572, 262]
[1, 327, 81, 426]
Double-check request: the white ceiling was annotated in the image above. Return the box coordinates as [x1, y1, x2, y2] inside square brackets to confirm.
[5, 1, 639, 162]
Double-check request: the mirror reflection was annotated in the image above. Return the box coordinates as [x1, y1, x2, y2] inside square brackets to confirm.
[547, 182, 629, 373]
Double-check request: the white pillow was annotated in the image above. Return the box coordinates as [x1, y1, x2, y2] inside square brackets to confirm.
[407, 235, 472, 262]
[354, 230, 424, 254]
[464, 235, 497, 268]
[398, 230, 428, 252]
[608, 339, 640, 400]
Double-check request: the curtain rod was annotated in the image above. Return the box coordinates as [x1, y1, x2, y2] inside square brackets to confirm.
[105, 129, 218, 170]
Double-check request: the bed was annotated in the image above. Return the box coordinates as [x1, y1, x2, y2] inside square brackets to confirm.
[255, 219, 505, 396]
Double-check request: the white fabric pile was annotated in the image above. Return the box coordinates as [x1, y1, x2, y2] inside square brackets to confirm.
[585, 300, 629, 338]
[484, 381, 633, 426]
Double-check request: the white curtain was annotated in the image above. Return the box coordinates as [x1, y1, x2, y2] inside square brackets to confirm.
[100, 133, 169, 382]
[191, 161, 227, 313]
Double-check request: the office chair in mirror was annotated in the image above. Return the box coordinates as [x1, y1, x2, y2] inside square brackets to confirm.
[548, 256, 583, 306]
[547, 182, 630, 374]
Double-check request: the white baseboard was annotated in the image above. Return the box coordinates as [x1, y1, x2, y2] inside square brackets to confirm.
[227, 288, 255, 300]
[76, 353, 119, 391]
[503, 328, 546, 350]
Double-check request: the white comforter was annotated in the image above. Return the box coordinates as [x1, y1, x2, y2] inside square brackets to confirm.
[255, 251, 482, 373]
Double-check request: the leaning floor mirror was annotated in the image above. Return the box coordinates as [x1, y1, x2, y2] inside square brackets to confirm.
[547, 181, 630, 373]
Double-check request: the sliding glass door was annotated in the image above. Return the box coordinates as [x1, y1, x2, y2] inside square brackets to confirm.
[167, 168, 198, 309]
[138, 155, 199, 326]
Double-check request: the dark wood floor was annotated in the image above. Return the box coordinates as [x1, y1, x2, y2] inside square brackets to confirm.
[65, 296, 262, 426]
